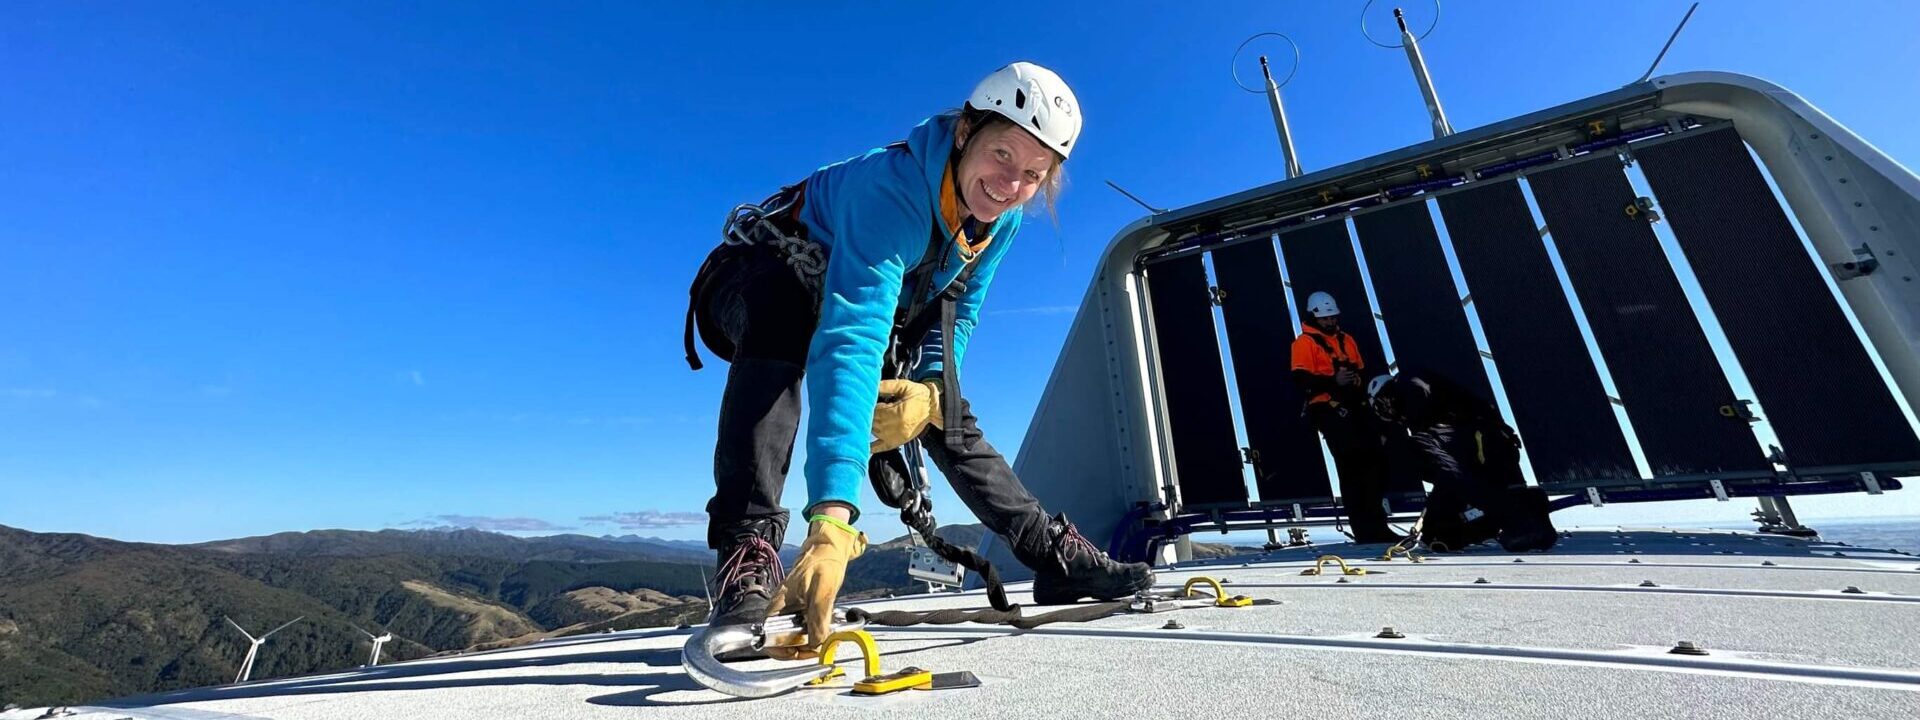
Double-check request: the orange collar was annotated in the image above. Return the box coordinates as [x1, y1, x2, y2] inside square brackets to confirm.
[939, 161, 995, 261]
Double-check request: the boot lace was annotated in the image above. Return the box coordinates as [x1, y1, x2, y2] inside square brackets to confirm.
[1054, 518, 1108, 572]
[715, 535, 785, 603]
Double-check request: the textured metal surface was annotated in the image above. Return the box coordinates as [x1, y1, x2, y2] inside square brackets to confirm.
[1278, 221, 1422, 495]
[1211, 239, 1335, 503]
[1527, 158, 1770, 477]
[1635, 127, 1920, 469]
[1353, 200, 1495, 404]
[1437, 181, 1640, 486]
[1143, 254, 1248, 507]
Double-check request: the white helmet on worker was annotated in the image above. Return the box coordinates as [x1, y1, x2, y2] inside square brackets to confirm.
[1306, 291, 1341, 318]
[967, 62, 1082, 160]
[1367, 373, 1394, 400]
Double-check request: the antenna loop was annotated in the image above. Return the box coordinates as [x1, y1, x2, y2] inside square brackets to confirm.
[1362, 0, 1442, 49]
[1231, 32, 1301, 94]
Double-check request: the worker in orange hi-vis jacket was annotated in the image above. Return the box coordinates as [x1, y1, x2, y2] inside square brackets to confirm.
[1289, 291, 1397, 543]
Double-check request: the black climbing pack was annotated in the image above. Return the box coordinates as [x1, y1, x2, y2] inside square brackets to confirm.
[684, 182, 817, 371]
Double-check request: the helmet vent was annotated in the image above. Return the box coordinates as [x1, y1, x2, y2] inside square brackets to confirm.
[1014, 88, 1027, 109]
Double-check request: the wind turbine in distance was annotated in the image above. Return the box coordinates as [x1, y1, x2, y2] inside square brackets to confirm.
[349, 624, 393, 667]
[224, 615, 304, 684]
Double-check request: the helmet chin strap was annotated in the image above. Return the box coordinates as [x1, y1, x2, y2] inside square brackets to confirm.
[950, 152, 975, 220]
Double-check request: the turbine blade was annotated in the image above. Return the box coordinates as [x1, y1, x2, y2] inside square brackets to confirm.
[261, 616, 305, 639]
[224, 616, 257, 642]
[350, 623, 374, 639]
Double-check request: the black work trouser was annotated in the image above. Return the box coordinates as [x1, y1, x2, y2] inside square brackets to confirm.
[1306, 402, 1394, 539]
[698, 246, 1053, 562]
[1408, 422, 1527, 529]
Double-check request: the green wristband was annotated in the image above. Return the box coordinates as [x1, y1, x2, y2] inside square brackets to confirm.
[809, 514, 859, 536]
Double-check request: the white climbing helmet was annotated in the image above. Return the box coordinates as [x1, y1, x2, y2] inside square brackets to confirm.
[1367, 374, 1395, 400]
[1306, 291, 1341, 318]
[967, 62, 1082, 160]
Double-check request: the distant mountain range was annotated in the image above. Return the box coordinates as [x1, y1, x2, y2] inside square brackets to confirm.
[192, 528, 717, 565]
[0, 523, 931, 709]
[0, 520, 1239, 709]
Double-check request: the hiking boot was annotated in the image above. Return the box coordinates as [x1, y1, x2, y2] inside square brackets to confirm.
[1350, 529, 1406, 545]
[708, 517, 786, 658]
[1497, 525, 1557, 552]
[1495, 488, 1558, 553]
[1029, 514, 1155, 605]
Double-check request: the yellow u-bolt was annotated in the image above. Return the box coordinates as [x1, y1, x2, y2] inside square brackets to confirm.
[809, 630, 881, 686]
[1183, 576, 1226, 600]
[1381, 544, 1424, 563]
[1182, 576, 1254, 607]
[1301, 554, 1368, 576]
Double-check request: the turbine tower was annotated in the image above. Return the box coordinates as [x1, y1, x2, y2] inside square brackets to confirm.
[224, 615, 304, 684]
[350, 624, 394, 667]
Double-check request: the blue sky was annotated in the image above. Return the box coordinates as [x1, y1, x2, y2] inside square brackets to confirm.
[5, 1, 1920, 547]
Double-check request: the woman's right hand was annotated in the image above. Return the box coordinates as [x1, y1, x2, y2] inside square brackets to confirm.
[765, 515, 867, 660]
[869, 379, 942, 452]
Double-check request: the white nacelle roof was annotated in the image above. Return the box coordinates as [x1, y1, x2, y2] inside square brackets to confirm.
[23, 528, 1920, 720]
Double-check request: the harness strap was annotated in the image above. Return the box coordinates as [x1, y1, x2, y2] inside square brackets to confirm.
[1304, 329, 1358, 371]
[939, 291, 961, 445]
[684, 302, 703, 371]
[1301, 329, 1362, 409]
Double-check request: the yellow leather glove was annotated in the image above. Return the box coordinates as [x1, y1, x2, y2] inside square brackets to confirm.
[869, 378, 942, 453]
[765, 516, 867, 660]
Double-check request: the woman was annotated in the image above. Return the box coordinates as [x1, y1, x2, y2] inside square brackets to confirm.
[684, 62, 1154, 656]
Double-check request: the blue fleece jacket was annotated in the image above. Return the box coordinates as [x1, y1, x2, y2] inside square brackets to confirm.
[795, 113, 1021, 520]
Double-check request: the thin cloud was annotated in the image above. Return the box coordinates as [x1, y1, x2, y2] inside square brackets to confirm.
[201, 385, 233, 398]
[425, 514, 572, 532]
[581, 510, 706, 529]
[410, 370, 425, 386]
[987, 305, 1077, 317]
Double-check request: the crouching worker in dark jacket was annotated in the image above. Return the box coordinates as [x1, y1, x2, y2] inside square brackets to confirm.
[1367, 371, 1558, 553]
